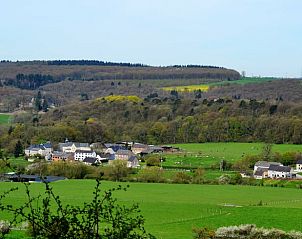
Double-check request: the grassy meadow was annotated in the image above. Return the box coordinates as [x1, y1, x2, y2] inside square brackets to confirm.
[163, 143, 302, 168]
[1, 180, 302, 239]
[0, 113, 11, 124]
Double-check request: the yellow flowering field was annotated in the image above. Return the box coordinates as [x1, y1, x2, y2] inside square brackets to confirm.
[162, 84, 210, 92]
[96, 95, 143, 103]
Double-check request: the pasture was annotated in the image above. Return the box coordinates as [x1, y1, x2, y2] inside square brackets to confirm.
[1, 180, 302, 239]
[0, 114, 11, 124]
[163, 143, 302, 168]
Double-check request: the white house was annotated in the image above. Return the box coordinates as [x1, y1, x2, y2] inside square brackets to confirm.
[127, 155, 139, 168]
[296, 160, 302, 172]
[253, 161, 283, 174]
[267, 165, 294, 179]
[59, 142, 91, 153]
[74, 150, 96, 161]
[253, 161, 284, 179]
[25, 142, 53, 158]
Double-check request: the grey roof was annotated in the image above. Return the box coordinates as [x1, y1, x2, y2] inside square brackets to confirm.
[26, 143, 52, 151]
[140, 149, 154, 154]
[107, 154, 115, 160]
[116, 149, 134, 156]
[268, 165, 291, 172]
[75, 150, 94, 154]
[297, 160, 302, 164]
[104, 144, 126, 152]
[149, 146, 163, 151]
[128, 155, 138, 162]
[59, 142, 89, 148]
[43, 142, 52, 148]
[132, 143, 148, 149]
[255, 161, 282, 168]
[254, 168, 267, 176]
[74, 143, 89, 147]
[59, 142, 72, 147]
[255, 161, 270, 167]
[83, 157, 99, 164]
[52, 151, 73, 157]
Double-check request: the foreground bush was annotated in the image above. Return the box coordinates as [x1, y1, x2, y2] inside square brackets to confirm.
[0, 179, 155, 239]
[0, 220, 10, 238]
[193, 224, 302, 239]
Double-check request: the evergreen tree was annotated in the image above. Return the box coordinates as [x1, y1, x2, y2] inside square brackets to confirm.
[34, 91, 42, 111]
[14, 140, 23, 158]
[42, 97, 49, 112]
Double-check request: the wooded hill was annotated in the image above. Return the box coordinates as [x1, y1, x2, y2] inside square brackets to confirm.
[0, 61, 240, 90]
[1, 93, 302, 155]
[0, 60, 241, 111]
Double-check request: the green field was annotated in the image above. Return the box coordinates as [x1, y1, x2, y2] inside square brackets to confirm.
[1, 180, 302, 239]
[211, 77, 279, 86]
[161, 77, 280, 93]
[163, 143, 302, 168]
[0, 114, 11, 124]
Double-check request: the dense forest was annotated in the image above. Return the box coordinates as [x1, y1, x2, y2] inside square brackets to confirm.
[0, 61, 240, 85]
[5, 73, 58, 90]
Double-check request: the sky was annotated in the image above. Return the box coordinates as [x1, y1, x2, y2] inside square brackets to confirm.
[1, 0, 302, 77]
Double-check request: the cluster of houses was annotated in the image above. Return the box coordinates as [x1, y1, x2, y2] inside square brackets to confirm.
[24, 141, 302, 180]
[253, 160, 302, 179]
[25, 140, 175, 168]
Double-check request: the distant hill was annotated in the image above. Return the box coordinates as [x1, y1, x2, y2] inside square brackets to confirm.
[0, 60, 240, 90]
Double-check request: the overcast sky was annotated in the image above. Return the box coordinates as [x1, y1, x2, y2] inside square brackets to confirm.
[1, 0, 302, 77]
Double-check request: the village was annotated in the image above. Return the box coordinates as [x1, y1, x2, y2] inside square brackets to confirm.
[21, 140, 302, 182]
[24, 140, 173, 168]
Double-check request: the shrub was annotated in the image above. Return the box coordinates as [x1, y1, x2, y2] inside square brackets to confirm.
[105, 160, 129, 181]
[193, 224, 302, 239]
[138, 167, 165, 183]
[218, 174, 231, 185]
[192, 167, 205, 184]
[193, 227, 215, 239]
[0, 220, 10, 239]
[172, 171, 192, 184]
[145, 155, 161, 167]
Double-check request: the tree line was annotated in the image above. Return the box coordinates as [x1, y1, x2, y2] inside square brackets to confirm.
[4, 74, 58, 90]
[47, 60, 149, 67]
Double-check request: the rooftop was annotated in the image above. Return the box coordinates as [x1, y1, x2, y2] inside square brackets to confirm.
[268, 165, 291, 172]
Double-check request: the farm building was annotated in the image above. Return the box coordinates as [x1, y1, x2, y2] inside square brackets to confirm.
[267, 165, 294, 179]
[24, 142, 53, 158]
[253, 161, 295, 179]
[253, 161, 283, 174]
[51, 151, 74, 161]
[127, 155, 139, 168]
[83, 157, 101, 166]
[296, 160, 302, 172]
[59, 141, 91, 153]
[74, 150, 96, 161]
